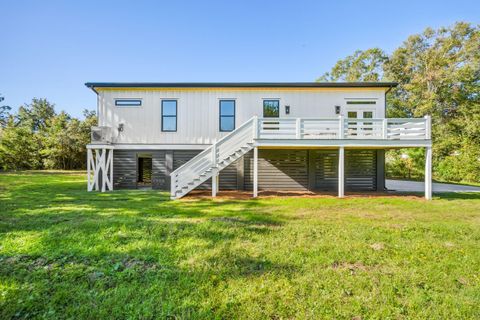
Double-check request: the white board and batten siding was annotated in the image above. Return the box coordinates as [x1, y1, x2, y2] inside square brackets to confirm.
[97, 88, 387, 145]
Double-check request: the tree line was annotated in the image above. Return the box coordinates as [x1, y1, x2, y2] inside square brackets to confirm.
[319, 21, 480, 183]
[0, 97, 96, 170]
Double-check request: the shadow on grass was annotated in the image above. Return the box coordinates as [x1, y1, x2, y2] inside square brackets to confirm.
[0, 172, 297, 317]
[434, 192, 480, 200]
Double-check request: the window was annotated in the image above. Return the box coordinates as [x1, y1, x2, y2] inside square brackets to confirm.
[115, 99, 142, 107]
[263, 100, 280, 118]
[363, 111, 373, 119]
[219, 100, 235, 132]
[162, 100, 177, 132]
[347, 111, 358, 118]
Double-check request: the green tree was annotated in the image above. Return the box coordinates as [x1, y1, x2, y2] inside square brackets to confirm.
[41, 110, 97, 169]
[317, 48, 388, 82]
[16, 98, 56, 131]
[0, 96, 97, 171]
[0, 118, 42, 170]
[318, 21, 480, 183]
[0, 94, 12, 127]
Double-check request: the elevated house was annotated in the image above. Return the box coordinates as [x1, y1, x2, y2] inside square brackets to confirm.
[85, 82, 432, 199]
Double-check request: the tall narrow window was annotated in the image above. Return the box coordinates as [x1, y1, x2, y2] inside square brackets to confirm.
[162, 100, 177, 132]
[263, 100, 280, 118]
[219, 100, 235, 132]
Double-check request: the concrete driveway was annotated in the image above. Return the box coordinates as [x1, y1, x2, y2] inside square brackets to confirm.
[386, 179, 480, 193]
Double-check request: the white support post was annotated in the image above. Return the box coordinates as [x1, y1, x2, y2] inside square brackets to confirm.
[212, 143, 217, 197]
[106, 149, 113, 191]
[101, 149, 107, 192]
[425, 146, 432, 200]
[171, 173, 176, 199]
[212, 170, 218, 198]
[338, 146, 345, 198]
[87, 149, 92, 191]
[253, 146, 258, 198]
[94, 149, 100, 191]
[383, 118, 388, 139]
[296, 118, 301, 139]
[425, 115, 432, 140]
[87, 146, 114, 193]
[338, 115, 345, 139]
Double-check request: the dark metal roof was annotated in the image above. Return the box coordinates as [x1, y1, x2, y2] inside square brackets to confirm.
[85, 82, 397, 90]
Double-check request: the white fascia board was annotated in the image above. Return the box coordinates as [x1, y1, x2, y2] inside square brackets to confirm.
[111, 144, 210, 150]
[255, 139, 432, 148]
[87, 144, 115, 149]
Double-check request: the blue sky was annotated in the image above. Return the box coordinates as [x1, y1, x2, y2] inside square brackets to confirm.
[1, 0, 478, 118]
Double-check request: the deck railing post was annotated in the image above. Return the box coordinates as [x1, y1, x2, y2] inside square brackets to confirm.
[253, 116, 259, 139]
[383, 118, 388, 139]
[212, 142, 217, 168]
[425, 115, 431, 140]
[338, 115, 344, 139]
[296, 118, 301, 139]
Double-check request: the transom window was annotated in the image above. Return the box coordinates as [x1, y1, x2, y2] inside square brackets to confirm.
[346, 100, 376, 105]
[161, 100, 177, 132]
[219, 100, 235, 132]
[115, 99, 142, 107]
[263, 100, 280, 118]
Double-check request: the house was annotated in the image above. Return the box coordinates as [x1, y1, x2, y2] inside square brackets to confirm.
[85, 82, 432, 200]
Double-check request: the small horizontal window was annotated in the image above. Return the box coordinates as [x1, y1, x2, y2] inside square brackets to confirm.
[115, 99, 142, 107]
[346, 100, 376, 105]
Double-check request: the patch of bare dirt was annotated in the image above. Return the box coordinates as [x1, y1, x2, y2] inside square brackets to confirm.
[370, 243, 385, 251]
[332, 261, 370, 274]
[182, 190, 425, 200]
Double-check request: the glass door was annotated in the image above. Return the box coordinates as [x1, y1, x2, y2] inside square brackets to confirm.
[346, 110, 376, 137]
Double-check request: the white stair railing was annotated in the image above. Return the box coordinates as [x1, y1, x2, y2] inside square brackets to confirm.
[170, 117, 256, 199]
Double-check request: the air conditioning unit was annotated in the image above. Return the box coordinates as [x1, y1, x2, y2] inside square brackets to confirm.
[91, 126, 112, 144]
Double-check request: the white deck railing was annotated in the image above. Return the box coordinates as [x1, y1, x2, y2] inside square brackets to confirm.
[257, 116, 431, 140]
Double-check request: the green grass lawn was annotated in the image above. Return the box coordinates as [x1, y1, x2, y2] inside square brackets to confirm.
[1, 172, 479, 319]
